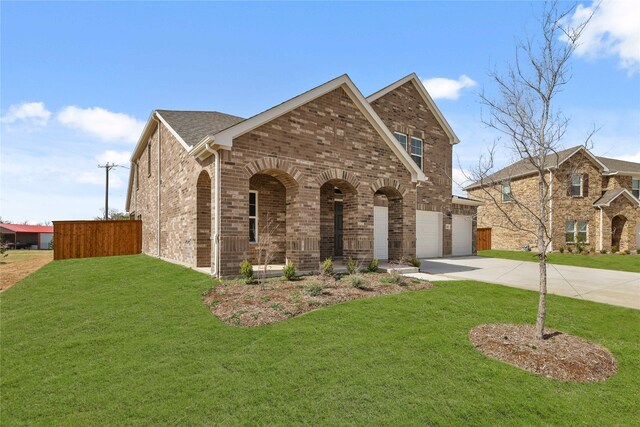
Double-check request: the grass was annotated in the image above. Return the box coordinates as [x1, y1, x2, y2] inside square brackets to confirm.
[0, 249, 52, 265]
[2, 254, 639, 425]
[479, 249, 640, 273]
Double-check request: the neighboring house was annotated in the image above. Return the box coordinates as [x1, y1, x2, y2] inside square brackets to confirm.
[125, 74, 481, 276]
[466, 146, 640, 252]
[0, 224, 54, 250]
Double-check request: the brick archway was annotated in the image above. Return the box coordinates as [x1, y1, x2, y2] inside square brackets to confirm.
[611, 215, 628, 251]
[373, 186, 404, 261]
[370, 177, 408, 198]
[319, 178, 359, 261]
[196, 170, 211, 268]
[315, 169, 361, 191]
[244, 157, 303, 189]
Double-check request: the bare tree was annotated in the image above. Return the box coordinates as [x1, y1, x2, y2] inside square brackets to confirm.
[471, 1, 595, 340]
[255, 213, 279, 289]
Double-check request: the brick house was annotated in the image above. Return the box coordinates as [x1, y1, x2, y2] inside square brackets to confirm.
[125, 74, 481, 276]
[466, 146, 640, 252]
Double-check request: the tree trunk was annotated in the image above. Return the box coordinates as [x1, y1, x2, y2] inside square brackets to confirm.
[535, 251, 547, 339]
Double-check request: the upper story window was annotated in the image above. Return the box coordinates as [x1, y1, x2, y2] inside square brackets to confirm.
[394, 132, 407, 150]
[633, 178, 640, 198]
[249, 191, 258, 243]
[410, 137, 423, 169]
[501, 181, 512, 202]
[570, 174, 582, 197]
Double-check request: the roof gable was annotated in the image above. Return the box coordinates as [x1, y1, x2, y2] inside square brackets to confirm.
[191, 75, 427, 182]
[593, 188, 640, 207]
[366, 73, 460, 145]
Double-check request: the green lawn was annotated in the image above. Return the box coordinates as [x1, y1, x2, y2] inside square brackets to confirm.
[479, 249, 640, 273]
[2, 255, 639, 425]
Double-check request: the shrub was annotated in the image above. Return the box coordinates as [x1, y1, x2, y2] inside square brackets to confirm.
[346, 257, 357, 275]
[305, 283, 325, 296]
[559, 247, 565, 253]
[611, 245, 618, 253]
[600, 249, 607, 254]
[381, 272, 403, 285]
[623, 249, 631, 255]
[350, 275, 366, 289]
[566, 247, 573, 254]
[240, 259, 253, 282]
[367, 258, 379, 273]
[321, 258, 334, 276]
[283, 260, 296, 280]
[576, 242, 585, 254]
[637, 249, 640, 255]
[409, 257, 421, 268]
[589, 247, 595, 254]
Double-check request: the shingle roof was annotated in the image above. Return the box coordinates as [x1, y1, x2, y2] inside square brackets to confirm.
[465, 146, 640, 190]
[156, 110, 245, 147]
[593, 188, 640, 207]
[597, 156, 640, 174]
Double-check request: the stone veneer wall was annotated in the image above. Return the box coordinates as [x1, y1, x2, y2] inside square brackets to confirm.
[369, 81, 455, 255]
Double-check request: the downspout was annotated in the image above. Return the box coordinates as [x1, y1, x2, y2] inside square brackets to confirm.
[599, 207, 603, 251]
[548, 170, 553, 252]
[204, 142, 221, 277]
[157, 118, 161, 258]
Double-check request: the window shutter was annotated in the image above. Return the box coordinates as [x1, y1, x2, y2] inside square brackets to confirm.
[567, 174, 572, 196]
[583, 174, 589, 197]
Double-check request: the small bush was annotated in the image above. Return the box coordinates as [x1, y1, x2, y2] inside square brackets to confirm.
[306, 283, 325, 296]
[350, 275, 366, 289]
[409, 257, 421, 268]
[283, 260, 296, 280]
[623, 249, 631, 255]
[611, 245, 618, 253]
[367, 258, 379, 273]
[559, 247, 564, 253]
[381, 272, 403, 285]
[321, 258, 334, 276]
[576, 243, 585, 254]
[240, 259, 253, 281]
[566, 247, 573, 254]
[589, 247, 596, 254]
[600, 249, 607, 254]
[346, 257, 357, 275]
[637, 249, 640, 255]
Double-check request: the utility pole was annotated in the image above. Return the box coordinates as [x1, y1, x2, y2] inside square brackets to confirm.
[98, 162, 118, 220]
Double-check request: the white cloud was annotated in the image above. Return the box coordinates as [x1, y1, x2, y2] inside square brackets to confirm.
[451, 167, 473, 196]
[74, 171, 124, 188]
[57, 106, 144, 143]
[611, 150, 640, 163]
[1, 102, 51, 126]
[96, 150, 131, 165]
[422, 75, 477, 100]
[568, 0, 640, 74]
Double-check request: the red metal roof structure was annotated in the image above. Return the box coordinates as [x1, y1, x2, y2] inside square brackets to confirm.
[0, 224, 54, 233]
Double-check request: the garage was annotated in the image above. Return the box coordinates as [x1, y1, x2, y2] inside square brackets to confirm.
[373, 206, 388, 259]
[416, 211, 442, 258]
[452, 214, 473, 256]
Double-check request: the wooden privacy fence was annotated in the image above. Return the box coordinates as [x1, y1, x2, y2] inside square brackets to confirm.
[477, 228, 492, 251]
[53, 220, 142, 260]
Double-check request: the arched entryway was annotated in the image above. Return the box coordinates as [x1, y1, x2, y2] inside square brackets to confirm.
[320, 179, 358, 260]
[196, 170, 211, 267]
[373, 186, 403, 261]
[248, 169, 299, 266]
[611, 215, 627, 251]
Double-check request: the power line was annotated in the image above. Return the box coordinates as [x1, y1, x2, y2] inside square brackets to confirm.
[98, 162, 128, 220]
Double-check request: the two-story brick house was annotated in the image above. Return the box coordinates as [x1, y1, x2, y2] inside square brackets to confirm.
[466, 146, 640, 252]
[126, 74, 481, 276]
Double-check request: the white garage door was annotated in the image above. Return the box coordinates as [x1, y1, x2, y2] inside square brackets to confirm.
[452, 215, 473, 256]
[373, 206, 388, 260]
[416, 211, 442, 258]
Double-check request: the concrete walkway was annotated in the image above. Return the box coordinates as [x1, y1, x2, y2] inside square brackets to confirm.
[419, 256, 640, 310]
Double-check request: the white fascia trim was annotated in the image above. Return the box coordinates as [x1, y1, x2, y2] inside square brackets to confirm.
[126, 112, 159, 211]
[193, 74, 426, 182]
[155, 112, 191, 151]
[597, 189, 640, 207]
[452, 196, 483, 206]
[366, 73, 460, 145]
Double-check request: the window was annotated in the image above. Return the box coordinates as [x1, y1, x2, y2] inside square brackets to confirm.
[249, 191, 258, 243]
[633, 178, 640, 199]
[394, 132, 407, 150]
[147, 143, 152, 177]
[410, 137, 423, 169]
[570, 174, 582, 197]
[577, 220, 588, 243]
[565, 220, 575, 243]
[501, 181, 512, 202]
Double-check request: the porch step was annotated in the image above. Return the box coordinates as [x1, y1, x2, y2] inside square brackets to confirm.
[379, 266, 419, 274]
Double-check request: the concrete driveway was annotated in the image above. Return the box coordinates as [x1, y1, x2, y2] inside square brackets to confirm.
[419, 256, 640, 310]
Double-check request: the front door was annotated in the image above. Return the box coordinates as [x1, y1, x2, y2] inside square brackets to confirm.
[334, 201, 343, 257]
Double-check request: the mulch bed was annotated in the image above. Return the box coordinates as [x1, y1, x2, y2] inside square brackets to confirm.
[203, 272, 434, 327]
[469, 324, 617, 382]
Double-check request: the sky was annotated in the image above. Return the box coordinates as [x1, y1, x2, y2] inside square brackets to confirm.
[1, 1, 639, 224]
